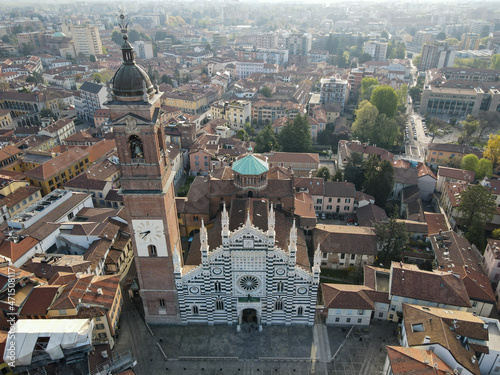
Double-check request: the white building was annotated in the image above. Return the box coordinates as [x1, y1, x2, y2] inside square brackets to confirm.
[133, 41, 154, 59]
[319, 77, 350, 113]
[174, 199, 320, 330]
[76, 81, 108, 122]
[235, 61, 264, 79]
[62, 24, 103, 57]
[363, 40, 388, 61]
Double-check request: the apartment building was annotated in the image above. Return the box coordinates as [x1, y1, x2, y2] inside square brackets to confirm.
[210, 100, 251, 129]
[133, 41, 154, 59]
[419, 43, 455, 71]
[285, 33, 312, 56]
[363, 40, 388, 61]
[76, 82, 107, 122]
[235, 60, 264, 79]
[319, 77, 350, 112]
[62, 24, 103, 56]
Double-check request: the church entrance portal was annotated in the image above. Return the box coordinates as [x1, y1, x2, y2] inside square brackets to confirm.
[242, 308, 257, 324]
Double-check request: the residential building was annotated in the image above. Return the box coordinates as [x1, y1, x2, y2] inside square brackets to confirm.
[460, 33, 481, 50]
[0, 110, 13, 130]
[210, 100, 251, 130]
[265, 152, 319, 177]
[426, 145, 474, 169]
[338, 140, 394, 170]
[321, 181, 356, 214]
[482, 238, 500, 284]
[436, 166, 475, 192]
[314, 224, 377, 269]
[38, 117, 76, 145]
[93, 108, 110, 127]
[63, 24, 103, 56]
[363, 40, 388, 61]
[285, 33, 312, 56]
[162, 90, 209, 114]
[419, 43, 456, 71]
[440, 181, 468, 228]
[133, 41, 154, 59]
[235, 60, 264, 79]
[76, 82, 108, 122]
[383, 346, 456, 375]
[417, 162, 437, 201]
[1, 185, 42, 218]
[319, 76, 349, 112]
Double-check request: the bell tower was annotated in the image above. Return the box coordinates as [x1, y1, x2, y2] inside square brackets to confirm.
[106, 13, 182, 324]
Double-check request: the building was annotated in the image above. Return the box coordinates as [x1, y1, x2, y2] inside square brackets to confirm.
[419, 43, 455, 71]
[417, 162, 436, 201]
[63, 24, 103, 57]
[319, 77, 349, 112]
[460, 33, 481, 50]
[265, 152, 319, 177]
[426, 145, 474, 169]
[210, 100, 251, 130]
[482, 238, 500, 284]
[436, 166, 475, 192]
[235, 61, 264, 79]
[363, 40, 388, 61]
[285, 33, 312, 56]
[383, 346, 455, 375]
[76, 82, 108, 122]
[133, 41, 154, 59]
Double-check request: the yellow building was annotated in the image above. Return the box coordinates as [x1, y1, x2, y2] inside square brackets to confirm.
[0, 110, 13, 129]
[2, 185, 42, 217]
[162, 90, 208, 114]
[24, 148, 90, 195]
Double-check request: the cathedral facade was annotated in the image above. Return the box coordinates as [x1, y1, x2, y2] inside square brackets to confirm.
[108, 20, 320, 327]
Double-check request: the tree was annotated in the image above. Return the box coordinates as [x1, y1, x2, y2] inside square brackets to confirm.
[491, 54, 500, 70]
[39, 108, 58, 120]
[413, 54, 422, 69]
[396, 84, 408, 111]
[374, 212, 409, 266]
[444, 38, 459, 46]
[316, 166, 331, 181]
[436, 31, 447, 40]
[332, 169, 343, 182]
[352, 100, 378, 142]
[277, 113, 312, 153]
[161, 74, 173, 85]
[360, 77, 379, 101]
[476, 112, 500, 142]
[370, 85, 398, 118]
[358, 53, 372, 64]
[128, 30, 140, 43]
[89, 54, 96, 62]
[484, 133, 500, 169]
[343, 152, 365, 190]
[92, 73, 103, 83]
[459, 115, 479, 144]
[492, 228, 500, 240]
[461, 154, 479, 172]
[112, 31, 123, 45]
[236, 129, 247, 141]
[260, 86, 272, 98]
[408, 86, 421, 103]
[363, 155, 395, 207]
[477, 158, 493, 180]
[457, 184, 497, 247]
[370, 113, 400, 149]
[381, 30, 389, 40]
[254, 124, 278, 153]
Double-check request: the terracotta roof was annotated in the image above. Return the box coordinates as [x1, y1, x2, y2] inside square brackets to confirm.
[324, 181, 356, 198]
[356, 203, 387, 227]
[86, 139, 116, 163]
[0, 236, 39, 263]
[390, 262, 471, 308]
[321, 284, 375, 310]
[396, 219, 428, 234]
[417, 162, 436, 179]
[25, 148, 89, 181]
[385, 346, 455, 375]
[402, 304, 487, 375]
[294, 177, 324, 196]
[394, 167, 418, 185]
[424, 213, 449, 235]
[294, 192, 316, 219]
[437, 167, 475, 182]
[20, 285, 61, 316]
[314, 224, 377, 255]
[265, 152, 319, 165]
[1, 186, 40, 208]
[0, 145, 22, 163]
[22, 255, 91, 281]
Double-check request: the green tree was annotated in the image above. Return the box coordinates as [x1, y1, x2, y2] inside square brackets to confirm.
[492, 228, 500, 240]
[112, 30, 123, 45]
[370, 113, 400, 149]
[436, 31, 446, 40]
[363, 155, 395, 207]
[484, 133, 500, 169]
[244, 122, 255, 136]
[408, 86, 421, 103]
[89, 54, 96, 62]
[254, 124, 278, 153]
[477, 112, 500, 142]
[413, 54, 422, 69]
[352, 100, 379, 142]
[92, 73, 103, 83]
[381, 30, 389, 40]
[128, 30, 140, 43]
[236, 129, 247, 141]
[457, 184, 497, 247]
[491, 54, 500, 70]
[343, 152, 365, 190]
[374, 212, 409, 266]
[360, 77, 379, 101]
[444, 38, 459, 46]
[461, 154, 479, 172]
[459, 115, 479, 144]
[260, 86, 272, 98]
[39, 108, 58, 120]
[358, 53, 372, 64]
[161, 74, 173, 85]
[370, 85, 398, 118]
[396, 84, 408, 112]
[477, 158, 493, 180]
[316, 166, 331, 181]
[277, 113, 312, 153]
[332, 169, 343, 182]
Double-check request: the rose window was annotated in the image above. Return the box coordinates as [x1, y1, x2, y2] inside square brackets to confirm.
[238, 275, 259, 291]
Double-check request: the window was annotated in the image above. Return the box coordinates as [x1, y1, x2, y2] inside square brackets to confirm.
[472, 301, 478, 307]
[215, 298, 224, 310]
[345, 199, 351, 203]
[297, 307, 303, 316]
[346, 318, 351, 323]
[358, 310, 363, 315]
[159, 299, 165, 307]
[378, 312, 383, 318]
[357, 319, 362, 323]
[316, 199, 322, 204]
[344, 206, 350, 211]
[214, 281, 222, 292]
[328, 198, 332, 202]
[193, 215, 199, 222]
[326, 205, 332, 210]
[322, 252, 328, 259]
[192, 305, 199, 315]
[335, 317, 340, 322]
[351, 254, 356, 260]
[389, 314, 394, 320]
[59, 309, 67, 315]
[340, 253, 345, 259]
[96, 323, 105, 330]
[337, 198, 341, 203]
[148, 245, 157, 257]
[277, 282, 284, 292]
[275, 299, 283, 310]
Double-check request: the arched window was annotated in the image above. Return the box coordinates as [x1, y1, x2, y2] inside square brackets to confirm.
[297, 306, 303, 316]
[192, 305, 199, 315]
[248, 191, 253, 198]
[275, 298, 283, 311]
[215, 298, 224, 310]
[128, 135, 144, 159]
[148, 245, 157, 257]
[277, 282, 284, 293]
[214, 281, 222, 292]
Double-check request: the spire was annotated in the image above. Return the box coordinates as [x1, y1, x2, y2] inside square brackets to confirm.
[288, 219, 297, 267]
[313, 244, 321, 273]
[200, 219, 208, 246]
[268, 203, 275, 229]
[222, 202, 229, 228]
[289, 219, 297, 246]
[173, 244, 182, 273]
[118, 12, 134, 64]
[245, 207, 251, 228]
[267, 203, 275, 248]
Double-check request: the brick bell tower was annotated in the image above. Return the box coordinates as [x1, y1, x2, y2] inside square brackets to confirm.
[106, 14, 182, 324]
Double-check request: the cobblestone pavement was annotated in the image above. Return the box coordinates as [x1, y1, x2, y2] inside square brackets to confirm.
[113, 292, 398, 375]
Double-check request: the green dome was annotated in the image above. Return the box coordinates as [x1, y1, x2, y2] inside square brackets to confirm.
[52, 31, 66, 38]
[232, 154, 269, 176]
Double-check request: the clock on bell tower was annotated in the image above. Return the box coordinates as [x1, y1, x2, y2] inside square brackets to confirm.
[105, 14, 182, 324]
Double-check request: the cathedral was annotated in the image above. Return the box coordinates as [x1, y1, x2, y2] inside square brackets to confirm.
[107, 18, 320, 328]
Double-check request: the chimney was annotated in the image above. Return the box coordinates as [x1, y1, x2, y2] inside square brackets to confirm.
[97, 288, 103, 295]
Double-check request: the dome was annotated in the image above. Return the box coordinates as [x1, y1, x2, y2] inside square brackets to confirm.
[111, 63, 155, 101]
[52, 31, 66, 39]
[111, 35, 155, 102]
[232, 154, 269, 176]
